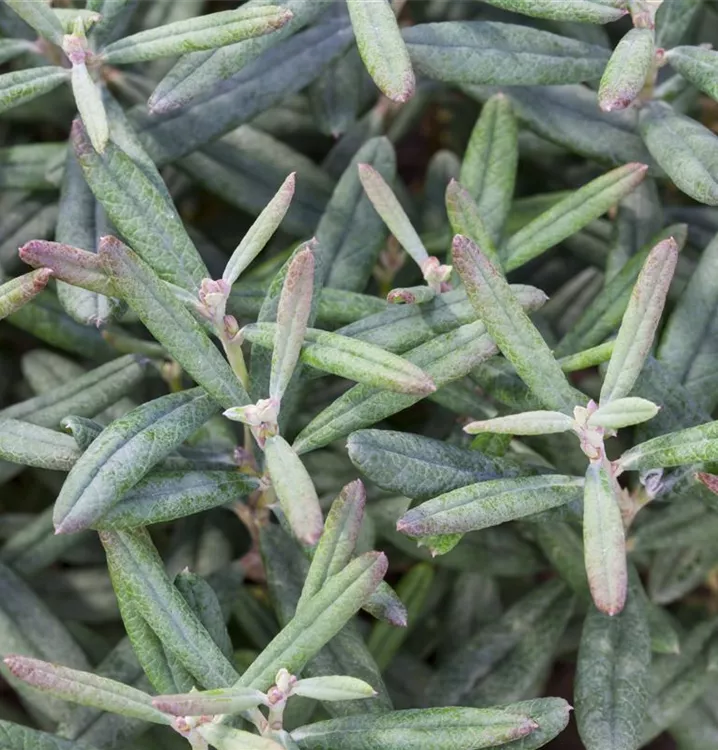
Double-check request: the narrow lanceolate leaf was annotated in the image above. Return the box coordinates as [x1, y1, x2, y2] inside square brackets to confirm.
[639, 101, 718, 206]
[600, 238, 679, 404]
[575, 580, 651, 750]
[4, 656, 171, 725]
[73, 121, 208, 291]
[346, 0, 414, 103]
[0, 67, 70, 115]
[293, 676, 377, 702]
[102, 6, 292, 64]
[0, 354, 145, 429]
[452, 234, 581, 414]
[199, 724, 284, 750]
[583, 458, 628, 616]
[476, 0, 627, 23]
[588, 398, 659, 430]
[243, 323, 436, 396]
[264, 435, 324, 546]
[271, 248, 314, 403]
[503, 164, 648, 271]
[297, 480, 366, 610]
[71, 64, 109, 155]
[223, 172, 295, 287]
[446, 180, 500, 265]
[397, 475, 584, 538]
[0, 269, 52, 320]
[237, 552, 388, 692]
[403, 22, 610, 86]
[53, 388, 220, 534]
[463, 411, 574, 436]
[598, 28, 654, 113]
[292, 706, 538, 750]
[617, 421, 718, 472]
[458, 94, 517, 245]
[152, 686, 267, 717]
[20, 240, 114, 296]
[101, 529, 239, 689]
[0, 720, 104, 750]
[4, 0, 65, 44]
[0, 419, 81, 471]
[100, 237, 249, 409]
[358, 164, 428, 267]
[666, 46, 718, 102]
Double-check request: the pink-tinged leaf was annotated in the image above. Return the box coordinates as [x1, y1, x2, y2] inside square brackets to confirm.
[346, 0, 415, 103]
[598, 27, 655, 113]
[600, 237, 679, 404]
[696, 472, 718, 495]
[583, 458, 627, 616]
[358, 163, 428, 268]
[19, 240, 114, 296]
[4, 655, 171, 725]
[152, 686, 266, 717]
[270, 247, 314, 403]
[0, 269, 52, 320]
[264, 434, 323, 546]
[223, 172, 296, 287]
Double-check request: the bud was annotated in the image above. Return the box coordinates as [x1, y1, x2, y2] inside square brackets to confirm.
[421, 256, 452, 292]
[197, 278, 230, 327]
[223, 398, 280, 447]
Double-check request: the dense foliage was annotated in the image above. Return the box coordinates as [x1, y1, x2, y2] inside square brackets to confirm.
[1, 0, 718, 748]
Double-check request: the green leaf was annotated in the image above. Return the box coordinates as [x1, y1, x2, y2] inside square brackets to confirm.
[0, 142, 65, 191]
[397, 475, 584, 538]
[639, 100, 718, 206]
[99, 237, 249, 409]
[199, 724, 284, 750]
[452, 234, 582, 413]
[70, 61, 109, 155]
[403, 22, 609, 86]
[503, 163, 648, 271]
[236, 551, 387, 692]
[271, 248, 315, 403]
[72, 121, 208, 291]
[95, 469, 258, 530]
[666, 45, 718, 102]
[0, 38, 35, 65]
[0, 719, 103, 750]
[264, 434, 324, 546]
[445, 180, 500, 266]
[4, 656, 171, 725]
[475, 0, 627, 23]
[0, 269, 52, 320]
[292, 705, 539, 750]
[358, 163, 428, 269]
[464, 411, 575, 435]
[135, 14, 354, 164]
[598, 28, 654, 113]
[600, 238, 678, 404]
[3, 0, 64, 44]
[0, 419, 81, 471]
[532, 523, 590, 598]
[0, 66, 70, 115]
[458, 93, 518, 245]
[146, 0, 325, 115]
[618, 421, 718, 471]
[575, 576, 651, 750]
[588, 397, 659, 429]
[346, 0, 414, 103]
[583, 457, 627, 616]
[152, 686, 266, 716]
[102, 6, 292, 64]
[223, 172, 296, 287]
[242, 323, 436, 395]
[53, 388, 220, 534]
[428, 579, 569, 704]
[101, 528, 239, 689]
[555, 224, 687, 357]
[655, 0, 704, 49]
[319, 137, 396, 292]
[0, 354, 145, 429]
[293, 675, 377, 702]
[367, 563, 433, 670]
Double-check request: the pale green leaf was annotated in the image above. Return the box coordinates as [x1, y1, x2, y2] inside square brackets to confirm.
[152, 686, 266, 717]
[0, 66, 70, 115]
[588, 397, 660, 430]
[0, 269, 52, 320]
[4, 0, 65, 43]
[293, 676, 376, 702]
[464, 411, 574, 436]
[445, 180, 500, 266]
[475, 0, 627, 23]
[199, 723, 284, 750]
[598, 28, 654, 112]
[71, 64, 109, 154]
